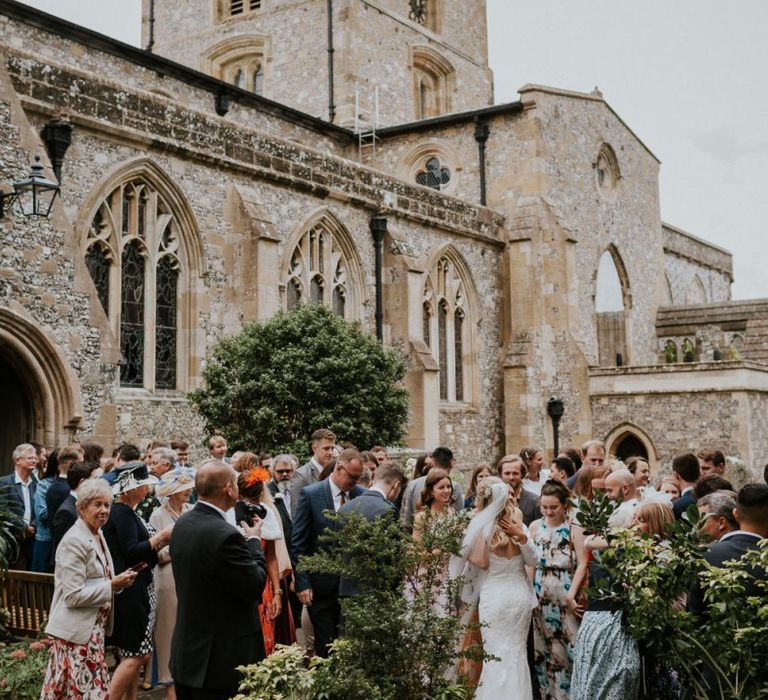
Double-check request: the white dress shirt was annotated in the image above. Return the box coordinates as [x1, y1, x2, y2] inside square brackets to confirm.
[14, 472, 33, 525]
[329, 478, 348, 512]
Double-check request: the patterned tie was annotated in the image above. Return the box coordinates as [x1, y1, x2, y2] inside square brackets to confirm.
[340, 491, 347, 507]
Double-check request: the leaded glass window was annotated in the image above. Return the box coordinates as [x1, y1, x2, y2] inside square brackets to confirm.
[285, 218, 359, 320]
[84, 177, 184, 392]
[438, 300, 448, 400]
[85, 244, 110, 314]
[416, 157, 451, 191]
[253, 64, 264, 95]
[155, 256, 178, 389]
[423, 254, 471, 403]
[120, 241, 145, 387]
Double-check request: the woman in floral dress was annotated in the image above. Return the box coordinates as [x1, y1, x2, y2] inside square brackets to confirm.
[41, 479, 137, 699]
[529, 480, 579, 699]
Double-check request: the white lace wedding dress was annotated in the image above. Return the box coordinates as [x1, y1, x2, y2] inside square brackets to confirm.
[474, 551, 534, 699]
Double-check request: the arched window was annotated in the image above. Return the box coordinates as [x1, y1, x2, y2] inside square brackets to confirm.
[84, 177, 186, 391]
[415, 156, 451, 191]
[423, 253, 474, 403]
[203, 36, 268, 96]
[685, 274, 708, 304]
[412, 46, 454, 120]
[595, 248, 629, 366]
[284, 214, 361, 321]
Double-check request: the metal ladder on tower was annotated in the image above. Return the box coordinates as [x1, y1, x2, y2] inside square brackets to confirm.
[355, 85, 380, 165]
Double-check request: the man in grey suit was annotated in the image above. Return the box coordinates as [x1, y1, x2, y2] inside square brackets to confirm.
[338, 461, 407, 598]
[400, 446, 464, 531]
[290, 428, 337, 519]
[498, 455, 541, 526]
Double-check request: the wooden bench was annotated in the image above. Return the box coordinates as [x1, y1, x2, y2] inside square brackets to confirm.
[1, 569, 55, 637]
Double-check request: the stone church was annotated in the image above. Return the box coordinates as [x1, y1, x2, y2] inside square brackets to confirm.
[0, 0, 766, 476]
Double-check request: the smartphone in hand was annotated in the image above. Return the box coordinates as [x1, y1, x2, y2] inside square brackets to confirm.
[129, 561, 149, 574]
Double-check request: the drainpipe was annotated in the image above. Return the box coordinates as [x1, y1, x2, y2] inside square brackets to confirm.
[146, 0, 156, 52]
[370, 215, 387, 341]
[474, 117, 490, 206]
[327, 0, 336, 123]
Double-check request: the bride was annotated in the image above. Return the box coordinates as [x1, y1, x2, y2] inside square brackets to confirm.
[451, 477, 538, 699]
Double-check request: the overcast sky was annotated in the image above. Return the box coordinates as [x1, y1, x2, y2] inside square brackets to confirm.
[19, 0, 768, 300]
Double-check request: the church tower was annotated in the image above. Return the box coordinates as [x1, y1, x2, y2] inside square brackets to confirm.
[142, 0, 494, 126]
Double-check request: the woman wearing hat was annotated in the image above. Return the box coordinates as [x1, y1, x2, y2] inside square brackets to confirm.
[149, 466, 196, 699]
[103, 462, 173, 700]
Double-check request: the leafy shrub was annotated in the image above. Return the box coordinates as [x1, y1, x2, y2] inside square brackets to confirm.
[189, 304, 410, 458]
[0, 639, 50, 700]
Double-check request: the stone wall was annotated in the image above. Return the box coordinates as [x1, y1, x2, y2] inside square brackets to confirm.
[147, 0, 493, 127]
[662, 223, 732, 304]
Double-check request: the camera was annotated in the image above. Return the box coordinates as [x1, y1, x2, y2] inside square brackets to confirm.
[240, 501, 267, 526]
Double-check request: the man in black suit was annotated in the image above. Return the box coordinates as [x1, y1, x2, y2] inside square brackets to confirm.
[338, 460, 406, 598]
[0, 443, 39, 568]
[498, 456, 541, 526]
[292, 448, 365, 657]
[50, 461, 102, 564]
[290, 428, 337, 518]
[171, 460, 267, 700]
[672, 452, 701, 520]
[44, 445, 82, 527]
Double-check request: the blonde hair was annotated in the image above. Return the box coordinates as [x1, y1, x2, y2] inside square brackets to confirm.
[634, 502, 674, 538]
[475, 476, 522, 550]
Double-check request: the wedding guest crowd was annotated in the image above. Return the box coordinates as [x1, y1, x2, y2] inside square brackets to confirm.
[2, 430, 766, 700]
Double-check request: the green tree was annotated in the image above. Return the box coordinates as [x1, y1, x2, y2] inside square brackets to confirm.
[189, 304, 410, 457]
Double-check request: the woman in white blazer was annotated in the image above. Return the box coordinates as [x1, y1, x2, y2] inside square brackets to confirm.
[41, 478, 137, 700]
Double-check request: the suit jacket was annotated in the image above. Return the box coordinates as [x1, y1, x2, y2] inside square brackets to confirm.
[0, 473, 37, 535]
[673, 489, 697, 520]
[51, 493, 78, 556]
[518, 487, 542, 527]
[170, 502, 268, 691]
[268, 481, 293, 558]
[688, 532, 764, 615]
[338, 489, 397, 598]
[291, 479, 364, 596]
[289, 460, 320, 519]
[46, 478, 71, 526]
[45, 517, 115, 644]
[400, 475, 464, 531]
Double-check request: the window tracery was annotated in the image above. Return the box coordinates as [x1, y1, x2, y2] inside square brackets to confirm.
[84, 178, 183, 390]
[423, 255, 472, 403]
[285, 220, 358, 321]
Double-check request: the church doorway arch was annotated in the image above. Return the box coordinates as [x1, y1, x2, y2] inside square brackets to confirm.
[604, 422, 658, 474]
[0, 308, 83, 473]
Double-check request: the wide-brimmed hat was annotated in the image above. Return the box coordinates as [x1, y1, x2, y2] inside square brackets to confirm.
[155, 466, 196, 498]
[112, 462, 159, 496]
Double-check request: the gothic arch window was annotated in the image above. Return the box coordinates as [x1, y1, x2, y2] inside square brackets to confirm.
[83, 172, 195, 392]
[203, 36, 268, 96]
[685, 274, 708, 304]
[423, 252, 475, 403]
[284, 213, 362, 321]
[595, 247, 630, 366]
[411, 46, 454, 119]
[594, 143, 620, 198]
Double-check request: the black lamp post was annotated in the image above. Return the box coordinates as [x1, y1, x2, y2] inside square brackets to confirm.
[0, 156, 60, 218]
[546, 397, 565, 456]
[370, 215, 387, 341]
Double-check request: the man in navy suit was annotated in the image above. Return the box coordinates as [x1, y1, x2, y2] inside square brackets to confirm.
[338, 460, 406, 598]
[672, 452, 701, 520]
[290, 428, 337, 519]
[0, 443, 38, 568]
[689, 482, 767, 612]
[292, 447, 365, 657]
